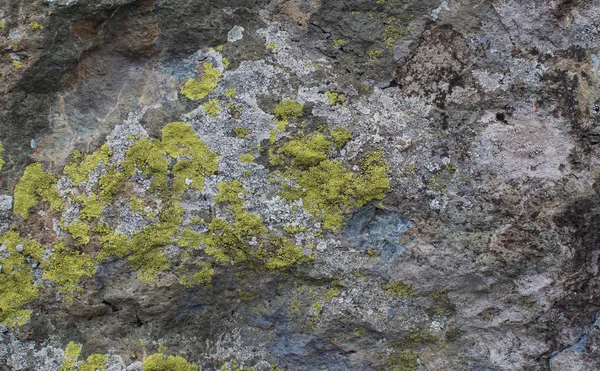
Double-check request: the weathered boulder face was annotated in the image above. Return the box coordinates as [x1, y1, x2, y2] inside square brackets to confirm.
[0, 0, 599, 370]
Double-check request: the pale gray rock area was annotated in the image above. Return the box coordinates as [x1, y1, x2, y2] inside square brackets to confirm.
[0, 0, 599, 370]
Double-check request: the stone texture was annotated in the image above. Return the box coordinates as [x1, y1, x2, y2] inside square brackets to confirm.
[0, 0, 599, 370]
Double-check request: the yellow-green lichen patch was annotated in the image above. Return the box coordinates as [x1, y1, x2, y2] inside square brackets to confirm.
[98, 166, 126, 200]
[383, 16, 413, 50]
[122, 138, 169, 190]
[29, 21, 44, 30]
[203, 181, 268, 265]
[278, 149, 390, 230]
[203, 99, 222, 118]
[277, 133, 332, 168]
[384, 281, 415, 298]
[274, 100, 304, 121]
[65, 220, 91, 246]
[225, 88, 237, 98]
[79, 354, 109, 371]
[177, 229, 202, 249]
[141, 353, 198, 371]
[281, 159, 354, 230]
[64, 144, 112, 185]
[351, 151, 391, 206]
[180, 62, 222, 101]
[160, 122, 219, 193]
[266, 41, 276, 51]
[276, 120, 288, 132]
[265, 237, 307, 270]
[60, 342, 108, 371]
[332, 39, 346, 48]
[180, 262, 214, 288]
[239, 153, 255, 164]
[0, 231, 44, 327]
[126, 199, 184, 282]
[0, 142, 4, 172]
[60, 342, 82, 371]
[13, 162, 64, 218]
[79, 194, 105, 221]
[330, 127, 353, 148]
[12, 60, 22, 69]
[326, 91, 345, 106]
[234, 126, 251, 139]
[222, 57, 230, 69]
[42, 241, 96, 295]
[98, 231, 129, 259]
[385, 350, 419, 371]
[368, 49, 383, 61]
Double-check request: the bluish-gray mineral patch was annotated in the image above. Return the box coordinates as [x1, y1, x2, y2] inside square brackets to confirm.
[344, 205, 412, 262]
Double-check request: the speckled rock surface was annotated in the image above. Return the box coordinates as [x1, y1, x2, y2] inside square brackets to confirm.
[0, 0, 599, 370]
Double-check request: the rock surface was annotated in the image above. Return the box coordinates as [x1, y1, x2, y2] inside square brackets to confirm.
[0, 0, 599, 370]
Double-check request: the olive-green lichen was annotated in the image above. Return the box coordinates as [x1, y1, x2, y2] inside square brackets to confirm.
[14, 162, 64, 218]
[203, 99, 222, 118]
[326, 91, 345, 106]
[61, 342, 82, 371]
[277, 133, 332, 168]
[281, 160, 353, 230]
[98, 166, 125, 200]
[12, 60, 22, 69]
[177, 229, 202, 249]
[60, 342, 108, 371]
[274, 100, 304, 121]
[385, 350, 419, 371]
[123, 122, 219, 193]
[180, 262, 214, 287]
[29, 21, 44, 30]
[64, 144, 112, 185]
[126, 200, 183, 282]
[383, 16, 413, 50]
[42, 241, 96, 294]
[266, 41, 276, 51]
[180, 62, 222, 101]
[239, 153, 255, 163]
[142, 353, 198, 371]
[66, 220, 91, 246]
[368, 49, 383, 61]
[161, 122, 220, 193]
[265, 237, 306, 270]
[333, 39, 346, 47]
[330, 127, 353, 148]
[122, 138, 169, 190]
[79, 194, 105, 221]
[225, 88, 237, 98]
[222, 57, 230, 69]
[352, 151, 391, 206]
[234, 126, 251, 139]
[325, 287, 340, 301]
[384, 281, 415, 298]
[0, 142, 4, 172]
[0, 231, 44, 327]
[278, 144, 390, 230]
[98, 231, 129, 259]
[205, 181, 309, 269]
